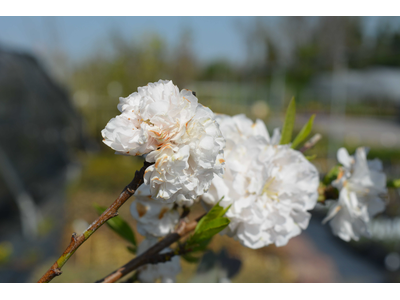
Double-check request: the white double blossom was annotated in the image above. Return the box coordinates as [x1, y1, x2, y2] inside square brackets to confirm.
[203, 114, 319, 248]
[130, 184, 179, 238]
[102, 80, 225, 205]
[323, 147, 387, 242]
[136, 237, 181, 283]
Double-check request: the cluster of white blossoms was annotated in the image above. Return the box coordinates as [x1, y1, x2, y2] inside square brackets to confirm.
[322, 147, 387, 242]
[130, 184, 180, 238]
[102, 80, 227, 282]
[102, 80, 225, 206]
[102, 80, 392, 283]
[136, 237, 181, 283]
[202, 114, 320, 248]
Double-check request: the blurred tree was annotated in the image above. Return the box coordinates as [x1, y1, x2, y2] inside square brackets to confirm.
[171, 28, 197, 87]
[65, 17, 400, 138]
[371, 25, 400, 67]
[199, 60, 239, 81]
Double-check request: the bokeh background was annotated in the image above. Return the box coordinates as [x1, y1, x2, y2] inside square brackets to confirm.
[1, 16, 400, 283]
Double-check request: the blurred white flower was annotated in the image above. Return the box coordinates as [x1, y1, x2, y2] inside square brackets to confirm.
[323, 147, 387, 241]
[130, 184, 179, 238]
[203, 114, 319, 248]
[137, 237, 181, 283]
[102, 80, 225, 205]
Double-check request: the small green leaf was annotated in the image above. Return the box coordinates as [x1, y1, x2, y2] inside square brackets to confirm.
[387, 179, 400, 188]
[280, 97, 296, 145]
[127, 246, 136, 254]
[195, 198, 230, 234]
[305, 154, 317, 161]
[191, 218, 230, 243]
[94, 204, 136, 246]
[323, 165, 341, 185]
[187, 239, 212, 252]
[186, 199, 231, 250]
[291, 114, 315, 149]
[182, 253, 201, 263]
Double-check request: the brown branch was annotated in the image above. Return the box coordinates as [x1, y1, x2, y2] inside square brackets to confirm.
[180, 206, 191, 219]
[140, 247, 190, 265]
[96, 213, 205, 283]
[299, 133, 322, 153]
[123, 248, 191, 283]
[37, 160, 153, 283]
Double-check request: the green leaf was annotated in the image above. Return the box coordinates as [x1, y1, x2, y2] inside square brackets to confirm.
[305, 154, 317, 161]
[323, 165, 341, 185]
[191, 218, 230, 243]
[387, 179, 400, 188]
[280, 97, 296, 145]
[291, 114, 315, 149]
[187, 239, 212, 252]
[195, 198, 230, 234]
[94, 204, 136, 246]
[181, 253, 201, 263]
[127, 246, 136, 254]
[186, 199, 231, 250]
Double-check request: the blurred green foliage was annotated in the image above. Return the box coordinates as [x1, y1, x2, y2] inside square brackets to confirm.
[68, 152, 144, 194]
[0, 242, 13, 265]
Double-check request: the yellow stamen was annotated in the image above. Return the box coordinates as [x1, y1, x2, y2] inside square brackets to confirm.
[262, 177, 279, 201]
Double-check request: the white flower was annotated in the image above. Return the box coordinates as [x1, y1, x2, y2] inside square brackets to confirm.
[215, 114, 281, 148]
[202, 114, 319, 248]
[322, 147, 387, 242]
[102, 80, 225, 205]
[137, 237, 181, 283]
[130, 184, 179, 238]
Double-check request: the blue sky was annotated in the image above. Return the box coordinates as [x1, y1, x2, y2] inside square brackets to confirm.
[0, 17, 398, 69]
[0, 17, 255, 65]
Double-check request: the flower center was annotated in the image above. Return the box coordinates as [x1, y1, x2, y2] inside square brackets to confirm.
[143, 119, 154, 126]
[262, 176, 279, 201]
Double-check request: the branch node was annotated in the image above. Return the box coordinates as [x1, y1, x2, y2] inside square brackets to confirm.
[53, 268, 62, 276]
[71, 233, 77, 243]
[176, 220, 187, 236]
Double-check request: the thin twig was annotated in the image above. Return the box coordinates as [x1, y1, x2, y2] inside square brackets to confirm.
[141, 247, 190, 265]
[123, 247, 190, 283]
[300, 133, 322, 153]
[96, 213, 205, 283]
[37, 160, 153, 283]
